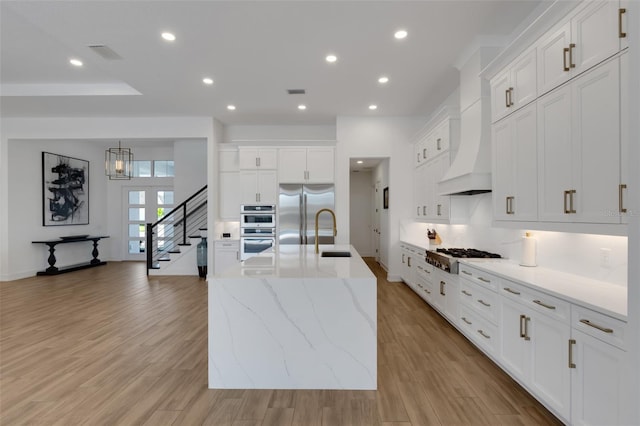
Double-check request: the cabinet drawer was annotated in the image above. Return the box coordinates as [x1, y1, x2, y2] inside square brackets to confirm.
[458, 264, 499, 291]
[572, 305, 627, 350]
[415, 277, 434, 303]
[215, 240, 239, 249]
[500, 280, 569, 322]
[459, 305, 498, 356]
[460, 280, 499, 325]
[416, 262, 434, 281]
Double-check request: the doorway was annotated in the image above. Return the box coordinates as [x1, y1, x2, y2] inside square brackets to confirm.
[123, 186, 174, 261]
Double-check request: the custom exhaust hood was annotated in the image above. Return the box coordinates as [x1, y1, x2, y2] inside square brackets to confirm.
[439, 46, 499, 196]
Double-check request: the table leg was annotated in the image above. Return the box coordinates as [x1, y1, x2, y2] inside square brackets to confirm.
[91, 239, 101, 264]
[45, 243, 58, 272]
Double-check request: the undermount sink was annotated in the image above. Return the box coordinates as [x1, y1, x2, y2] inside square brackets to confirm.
[321, 251, 352, 258]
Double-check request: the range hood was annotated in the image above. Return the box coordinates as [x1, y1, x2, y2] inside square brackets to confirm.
[439, 47, 499, 196]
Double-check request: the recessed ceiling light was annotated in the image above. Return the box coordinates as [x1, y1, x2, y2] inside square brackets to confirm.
[369, 104, 378, 110]
[202, 78, 213, 85]
[161, 32, 176, 41]
[227, 105, 236, 111]
[394, 29, 408, 40]
[298, 104, 307, 110]
[325, 54, 338, 63]
[357, 160, 364, 164]
[378, 76, 389, 84]
[69, 58, 83, 67]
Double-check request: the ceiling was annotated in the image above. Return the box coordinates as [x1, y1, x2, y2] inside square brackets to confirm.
[1, 1, 546, 126]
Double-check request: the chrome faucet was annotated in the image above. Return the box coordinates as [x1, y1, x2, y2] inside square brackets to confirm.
[315, 208, 337, 254]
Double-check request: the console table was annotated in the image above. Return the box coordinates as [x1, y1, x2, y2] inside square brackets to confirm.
[32, 236, 109, 275]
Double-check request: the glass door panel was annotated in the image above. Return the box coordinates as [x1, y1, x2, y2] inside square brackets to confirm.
[124, 187, 173, 261]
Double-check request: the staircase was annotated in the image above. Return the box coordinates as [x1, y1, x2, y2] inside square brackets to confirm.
[146, 185, 207, 274]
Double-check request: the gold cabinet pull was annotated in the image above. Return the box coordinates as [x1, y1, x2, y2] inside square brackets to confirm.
[424, 288, 431, 295]
[437, 138, 442, 151]
[462, 317, 472, 325]
[619, 184, 627, 213]
[569, 339, 576, 368]
[440, 281, 445, 296]
[569, 189, 576, 213]
[619, 8, 627, 38]
[423, 206, 426, 216]
[508, 87, 514, 106]
[437, 204, 442, 216]
[522, 315, 531, 340]
[506, 196, 515, 214]
[407, 257, 411, 267]
[462, 290, 472, 297]
[402, 253, 405, 263]
[417, 206, 420, 216]
[478, 330, 491, 339]
[423, 148, 427, 159]
[461, 270, 472, 276]
[533, 299, 556, 310]
[569, 43, 576, 68]
[563, 47, 570, 71]
[519, 314, 527, 339]
[478, 299, 491, 307]
[580, 319, 614, 334]
[504, 287, 521, 295]
[564, 190, 570, 213]
[505, 89, 510, 108]
[478, 277, 491, 283]
[417, 152, 420, 163]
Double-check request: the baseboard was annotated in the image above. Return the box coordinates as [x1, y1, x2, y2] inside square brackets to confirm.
[1, 269, 37, 282]
[386, 274, 402, 282]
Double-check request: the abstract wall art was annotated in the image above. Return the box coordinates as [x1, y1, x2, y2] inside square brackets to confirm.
[42, 152, 89, 226]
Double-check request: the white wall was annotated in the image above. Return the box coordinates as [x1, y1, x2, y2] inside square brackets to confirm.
[349, 170, 374, 257]
[173, 139, 207, 203]
[336, 116, 422, 281]
[225, 124, 336, 143]
[0, 117, 215, 281]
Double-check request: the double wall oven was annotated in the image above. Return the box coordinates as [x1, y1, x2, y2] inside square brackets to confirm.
[240, 205, 276, 261]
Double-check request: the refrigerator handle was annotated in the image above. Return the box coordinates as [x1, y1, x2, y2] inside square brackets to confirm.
[303, 193, 308, 245]
[299, 193, 304, 244]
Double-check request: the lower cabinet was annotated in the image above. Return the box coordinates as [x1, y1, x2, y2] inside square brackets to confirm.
[214, 240, 240, 274]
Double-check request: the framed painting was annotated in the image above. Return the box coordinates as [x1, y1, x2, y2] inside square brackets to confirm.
[42, 152, 89, 226]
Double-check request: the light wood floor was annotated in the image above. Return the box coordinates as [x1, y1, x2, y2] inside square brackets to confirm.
[0, 259, 562, 425]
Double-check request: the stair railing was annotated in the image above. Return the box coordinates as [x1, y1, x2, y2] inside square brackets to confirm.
[146, 185, 207, 273]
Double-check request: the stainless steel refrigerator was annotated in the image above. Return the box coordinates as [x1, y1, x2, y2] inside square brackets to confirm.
[279, 184, 335, 245]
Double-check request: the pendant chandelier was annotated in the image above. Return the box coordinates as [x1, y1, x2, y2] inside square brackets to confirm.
[105, 140, 133, 180]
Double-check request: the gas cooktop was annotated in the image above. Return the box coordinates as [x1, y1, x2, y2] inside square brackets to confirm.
[426, 248, 502, 273]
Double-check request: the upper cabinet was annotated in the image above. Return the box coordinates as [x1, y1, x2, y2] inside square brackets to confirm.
[491, 49, 537, 122]
[415, 118, 457, 166]
[537, 1, 626, 96]
[278, 147, 334, 183]
[239, 148, 278, 170]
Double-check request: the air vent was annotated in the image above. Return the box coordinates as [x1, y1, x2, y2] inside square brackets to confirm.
[88, 45, 122, 60]
[287, 89, 306, 95]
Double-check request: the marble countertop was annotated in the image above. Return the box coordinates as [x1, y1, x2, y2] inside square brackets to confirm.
[215, 244, 375, 279]
[459, 259, 627, 321]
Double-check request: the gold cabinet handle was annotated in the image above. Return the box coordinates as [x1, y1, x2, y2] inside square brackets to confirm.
[504, 287, 521, 295]
[580, 319, 614, 334]
[462, 290, 472, 297]
[508, 87, 514, 106]
[563, 47, 570, 71]
[619, 184, 627, 213]
[437, 204, 442, 216]
[424, 288, 431, 295]
[417, 206, 420, 216]
[505, 89, 510, 108]
[522, 315, 531, 341]
[437, 138, 442, 151]
[407, 257, 411, 267]
[533, 299, 556, 310]
[478, 299, 491, 307]
[506, 196, 515, 214]
[478, 277, 491, 284]
[423, 206, 426, 216]
[564, 190, 570, 213]
[440, 281, 445, 296]
[402, 253, 405, 263]
[569, 43, 576, 68]
[619, 8, 627, 38]
[461, 270, 472, 276]
[423, 148, 427, 159]
[417, 152, 421, 163]
[569, 339, 576, 368]
[569, 189, 576, 214]
[478, 330, 491, 339]
[462, 317, 472, 325]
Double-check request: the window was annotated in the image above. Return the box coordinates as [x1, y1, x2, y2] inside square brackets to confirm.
[154, 160, 174, 177]
[132, 161, 152, 177]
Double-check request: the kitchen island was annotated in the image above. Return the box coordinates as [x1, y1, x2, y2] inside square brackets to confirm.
[208, 244, 377, 389]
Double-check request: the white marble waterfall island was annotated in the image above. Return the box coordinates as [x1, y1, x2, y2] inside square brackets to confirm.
[208, 244, 377, 390]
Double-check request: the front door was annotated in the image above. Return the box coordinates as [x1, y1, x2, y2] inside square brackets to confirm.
[124, 187, 174, 261]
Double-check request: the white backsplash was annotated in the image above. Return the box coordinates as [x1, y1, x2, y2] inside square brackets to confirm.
[400, 194, 628, 287]
[214, 221, 240, 240]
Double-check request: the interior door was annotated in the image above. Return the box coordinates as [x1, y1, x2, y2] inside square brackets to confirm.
[373, 181, 381, 262]
[124, 186, 174, 261]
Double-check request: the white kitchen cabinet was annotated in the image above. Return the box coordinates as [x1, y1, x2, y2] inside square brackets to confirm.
[431, 269, 458, 324]
[491, 49, 537, 122]
[278, 147, 334, 183]
[538, 57, 620, 224]
[239, 148, 277, 170]
[493, 102, 538, 222]
[414, 165, 428, 219]
[239, 170, 277, 204]
[219, 148, 239, 172]
[214, 240, 239, 274]
[620, 52, 629, 223]
[537, 1, 623, 96]
[219, 172, 241, 219]
[414, 153, 459, 223]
